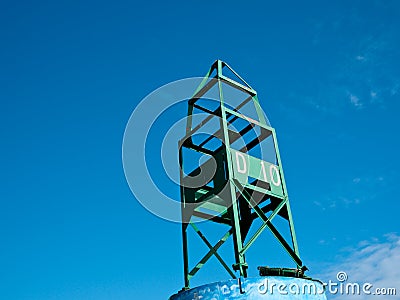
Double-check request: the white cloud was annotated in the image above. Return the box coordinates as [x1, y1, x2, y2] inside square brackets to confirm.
[349, 94, 363, 109]
[314, 175, 387, 212]
[318, 233, 400, 299]
[313, 200, 326, 211]
[355, 55, 365, 61]
[391, 83, 400, 96]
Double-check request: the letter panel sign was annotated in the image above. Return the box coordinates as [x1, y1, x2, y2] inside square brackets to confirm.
[230, 149, 284, 198]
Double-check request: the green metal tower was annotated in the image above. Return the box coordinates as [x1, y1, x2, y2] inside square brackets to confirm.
[178, 60, 306, 291]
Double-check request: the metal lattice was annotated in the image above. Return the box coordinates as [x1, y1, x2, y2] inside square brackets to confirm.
[178, 60, 305, 290]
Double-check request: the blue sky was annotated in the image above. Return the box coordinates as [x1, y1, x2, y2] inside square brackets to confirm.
[1, 1, 399, 299]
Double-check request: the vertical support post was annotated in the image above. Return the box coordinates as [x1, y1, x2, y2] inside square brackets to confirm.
[217, 60, 247, 277]
[182, 222, 190, 289]
[271, 128, 300, 261]
[179, 146, 190, 289]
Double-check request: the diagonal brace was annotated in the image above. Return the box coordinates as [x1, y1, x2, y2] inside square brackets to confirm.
[233, 180, 285, 254]
[233, 180, 303, 267]
[190, 223, 236, 279]
[188, 229, 233, 278]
